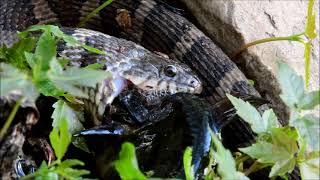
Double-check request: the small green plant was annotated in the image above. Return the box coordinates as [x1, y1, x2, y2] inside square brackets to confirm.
[233, 0, 317, 87]
[20, 101, 90, 180]
[0, 25, 110, 138]
[222, 60, 319, 179]
[0, 25, 112, 178]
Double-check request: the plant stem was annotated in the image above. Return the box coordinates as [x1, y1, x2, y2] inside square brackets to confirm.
[77, 0, 113, 27]
[237, 155, 250, 165]
[244, 161, 269, 176]
[0, 97, 23, 139]
[232, 34, 305, 57]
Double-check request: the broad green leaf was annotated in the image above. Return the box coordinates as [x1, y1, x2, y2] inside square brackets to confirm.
[51, 100, 89, 153]
[183, 147, 195, 180]
[270, 127, 299, 154]
[291, 114, 320, 151]
[35, 79, 65, 97]
[51, 100, 84, 134]
[304, 42, 311, 87]
[305, 0, 317, 39]
[34, 30, 56, 71]
[24, 52, 35, 69]
[262, 109, 279, 131]
[49, 118, 72, 161]
[241, 127, 298, 178]
[269, 158, 296, 178]
[49, 57, 63, 75]
[226, 94, 265, 133]
[35, 172, 59, 180]
[55, 168, 90, 179]
[114, 142, 147, 180]
[211, 132, 249, 180]
[240, 141, 291, 164]
[55, 159, 90, 179]
[299, 156, 320, 180]
[58, 159, 84, 168]
[0, 63, 39, 102]
[299, 90, 320, 109]
[277, 60, 305, 109]
[48, 65, 111, 98]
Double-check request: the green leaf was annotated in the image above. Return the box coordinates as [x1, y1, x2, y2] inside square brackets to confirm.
[262, 109, 279, 131]
[0, 38, 36, 69]
[114, 142, 147, 180]
[24, 52, 35, 69]
[211, 132, 249, 180]
[48, 62, 111, 98]
[270, 127, 299, 155]
[269, 158, 296, 177]
[34, 30, 56, 72]
[20, 25, 106, 55]
[0, 63, 39, 102]
[49, 57, 63, 74]
[58, 168, 90, 179]
[299, 90, 320, 109]
[183, 147, 195, 180]
[51, 100, 89, 153]
[58, 159, 84, 168]
[226, 94, 265, 133]
[49, 118, 72, 161]
[241, 127, 298, 178]
[35, 79, 65, 97]
[305, 0, 317, 39]
[51, 100, 84, 134]
[84, 62, 105, 70]
[304, 42, 311, 87]
[54, 159, 90, 179]
[299, 156, 320, 180]
[291, 114, 320, 151]
[240, 141, 291, 164]
[277, 60, 305, 109]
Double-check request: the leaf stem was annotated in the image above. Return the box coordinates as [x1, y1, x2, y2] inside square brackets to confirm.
[0, 96, 23, 139]
[232, 34, 305, 57]
[77, 0, 113, 27]
[244, 161, 268, 176]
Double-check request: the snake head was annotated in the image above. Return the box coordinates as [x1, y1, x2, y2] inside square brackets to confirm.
[121, 52, 202, 96]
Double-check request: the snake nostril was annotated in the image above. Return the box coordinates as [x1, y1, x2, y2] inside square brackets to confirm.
[189, 80, 196, 86]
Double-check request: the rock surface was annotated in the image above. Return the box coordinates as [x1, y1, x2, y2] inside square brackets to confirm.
[180, 0, 319, 121]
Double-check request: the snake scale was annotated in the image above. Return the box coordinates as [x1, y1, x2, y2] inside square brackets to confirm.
[1, 0, 263, 156]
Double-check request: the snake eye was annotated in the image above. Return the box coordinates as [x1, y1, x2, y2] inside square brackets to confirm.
[164, 65, 177, 77]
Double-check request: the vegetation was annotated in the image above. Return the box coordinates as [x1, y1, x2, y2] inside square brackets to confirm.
[0, 0, 318, 179]
[0, 25, 108, 179]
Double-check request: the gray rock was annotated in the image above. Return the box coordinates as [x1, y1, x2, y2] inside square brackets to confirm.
[181, 0, 319, 121]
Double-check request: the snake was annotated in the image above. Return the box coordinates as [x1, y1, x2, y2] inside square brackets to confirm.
[0, 0, 268, 173]
[1, 1, 204, 123]
[0, 0, 262, 150]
